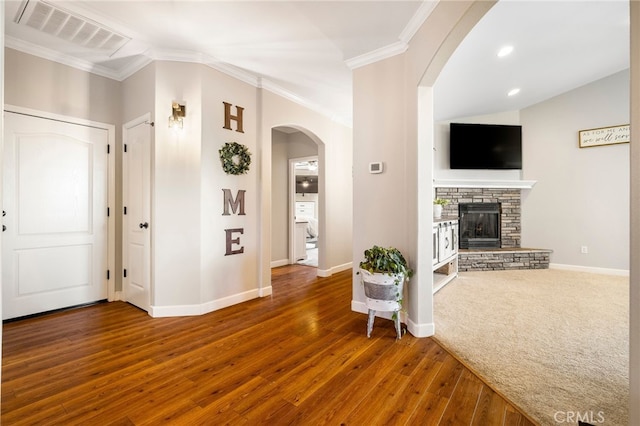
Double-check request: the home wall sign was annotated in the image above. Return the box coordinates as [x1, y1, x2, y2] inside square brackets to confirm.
[578, 124, 630, 148]
[221, 101, 250, 256]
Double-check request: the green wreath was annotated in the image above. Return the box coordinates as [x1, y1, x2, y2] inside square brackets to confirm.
[219, 142, 252, 175]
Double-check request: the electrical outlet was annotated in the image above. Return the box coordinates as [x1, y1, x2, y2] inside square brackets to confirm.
[581, 246, 588, 254]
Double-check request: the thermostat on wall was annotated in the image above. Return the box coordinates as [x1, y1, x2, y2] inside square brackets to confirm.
[369, 162, 383, 174]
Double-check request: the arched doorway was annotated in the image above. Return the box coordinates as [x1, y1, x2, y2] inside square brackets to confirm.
[270, 125, 325, 275]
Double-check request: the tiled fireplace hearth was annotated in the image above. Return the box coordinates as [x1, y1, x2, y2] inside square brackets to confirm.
[436, 185, 551, 271]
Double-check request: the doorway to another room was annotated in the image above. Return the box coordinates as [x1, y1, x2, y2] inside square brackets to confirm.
[270, 126, 321, 272]
[292, 158, 319, 267]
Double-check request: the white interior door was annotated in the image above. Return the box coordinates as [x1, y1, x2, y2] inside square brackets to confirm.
[2, 112, 109, 319]
[123, 117, 151, 312]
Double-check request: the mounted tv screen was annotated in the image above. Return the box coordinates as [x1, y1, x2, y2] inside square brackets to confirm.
[449, 123, 522, 170]
[296, 175, 318, 194]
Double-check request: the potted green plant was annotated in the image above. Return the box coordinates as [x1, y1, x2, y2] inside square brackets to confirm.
[359, 245, 414, 339]
[433, 198, 449, 219]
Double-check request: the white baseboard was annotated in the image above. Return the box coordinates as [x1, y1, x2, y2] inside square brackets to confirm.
[550, 263, 629, 277]
[260, 286, 273, 297]
[351, 300, 434, 338]
[271, 259, 289, 268]
[149, 288, 263, 317]
[407, 318, 435, 338]
[318, 261, 353, 277]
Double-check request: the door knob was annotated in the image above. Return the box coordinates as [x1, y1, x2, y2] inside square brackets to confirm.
[139, 222, 149, 229]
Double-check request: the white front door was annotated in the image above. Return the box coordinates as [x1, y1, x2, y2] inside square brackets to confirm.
[2, 112, 109, 319]
[122, 117, 151, 312]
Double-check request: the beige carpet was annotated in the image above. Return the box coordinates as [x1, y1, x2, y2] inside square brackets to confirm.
[434, 269, 629, 426]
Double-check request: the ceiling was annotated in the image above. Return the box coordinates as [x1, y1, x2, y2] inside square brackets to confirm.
[4, 1, 631, 125]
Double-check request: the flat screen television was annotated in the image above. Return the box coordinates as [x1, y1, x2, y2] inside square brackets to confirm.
[449, 123, 522, 170]
[296, 175, 318, 194]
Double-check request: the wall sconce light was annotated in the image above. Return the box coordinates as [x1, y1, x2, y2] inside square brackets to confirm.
[169, 102, 186, 129]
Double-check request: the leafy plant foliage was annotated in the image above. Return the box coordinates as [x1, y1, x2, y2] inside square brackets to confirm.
[359, 245, 414, 282]
[219, 142, 252, 175]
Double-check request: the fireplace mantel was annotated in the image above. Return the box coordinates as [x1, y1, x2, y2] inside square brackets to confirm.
[434, 179, 537, 189]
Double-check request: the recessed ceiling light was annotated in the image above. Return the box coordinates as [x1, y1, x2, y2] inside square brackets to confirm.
[508, 88, 520, 97]
[497, 45, 514, 58]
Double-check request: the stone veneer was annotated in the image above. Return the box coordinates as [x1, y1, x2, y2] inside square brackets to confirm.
[436, 186, 551, 271]
[435, 187, 521, 248]
[458, 249, 551, 271]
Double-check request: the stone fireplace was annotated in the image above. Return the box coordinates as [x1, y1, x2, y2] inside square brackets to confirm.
[435, 184, 550, 271]
[436, 187, 521, 249]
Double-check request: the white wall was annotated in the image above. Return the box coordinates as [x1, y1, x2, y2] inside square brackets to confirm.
[352, 1, 493, 337]
[259, 89, 352, 286]
[271, 130, 289, 263]
[4, 49, 121, 125]
[1, 3, 4, 390]
[629, 3, 640, 423]
[521, 70, 629, 273]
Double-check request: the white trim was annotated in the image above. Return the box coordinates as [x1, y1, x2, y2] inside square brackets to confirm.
[345, 41, 408, 70]
[6, 36, 123, 81]
[550, 263, 630, 277]
[6, 37, 352, 127]
[317, 269, 332, 278]
[260, 79, 350, 127]
[331, 262, 353, 274]
[149, 289, 262, 317]
[399, 1, 439, 44]
[434, 179, 537, 189]
[271, 259, 289, 268]
[406, 318, 435, 338]
[352, 300, 434, 338]
[317, 262, 353, 278]
[259, 286, 273, 297]
[345, 0, 438, 71]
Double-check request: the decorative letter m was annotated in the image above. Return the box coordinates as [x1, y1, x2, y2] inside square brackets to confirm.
[222, 189, 246, 216]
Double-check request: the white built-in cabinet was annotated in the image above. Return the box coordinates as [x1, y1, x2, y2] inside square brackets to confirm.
[433, 219, 459, 293]
[295, 201, 315, 218]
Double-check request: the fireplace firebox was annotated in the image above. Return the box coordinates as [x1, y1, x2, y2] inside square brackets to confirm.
[459, 203, 501, 249]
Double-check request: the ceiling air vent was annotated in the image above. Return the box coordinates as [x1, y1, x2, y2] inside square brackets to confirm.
[14, 0, 130, 56]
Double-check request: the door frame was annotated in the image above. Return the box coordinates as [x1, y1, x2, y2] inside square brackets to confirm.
[3, 104, 116, 302]
[288, 155, 318, 265]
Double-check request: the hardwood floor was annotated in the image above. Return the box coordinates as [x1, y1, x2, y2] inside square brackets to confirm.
[2, 265, 536, 425]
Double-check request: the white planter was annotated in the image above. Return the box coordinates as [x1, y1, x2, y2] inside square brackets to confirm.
[434, 204, 443, 219]
[360, 269, 406, 339]
[360, 269, 404, 312]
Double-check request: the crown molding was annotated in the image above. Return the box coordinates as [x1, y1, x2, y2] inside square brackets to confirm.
[344, 0, 438, 70]
[258, 78, 352, 127]
[399, 0, 439, 44]
[345, 41, 408, 70]
[5, 36, 123, 80]
[7, 37, 352, 127]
